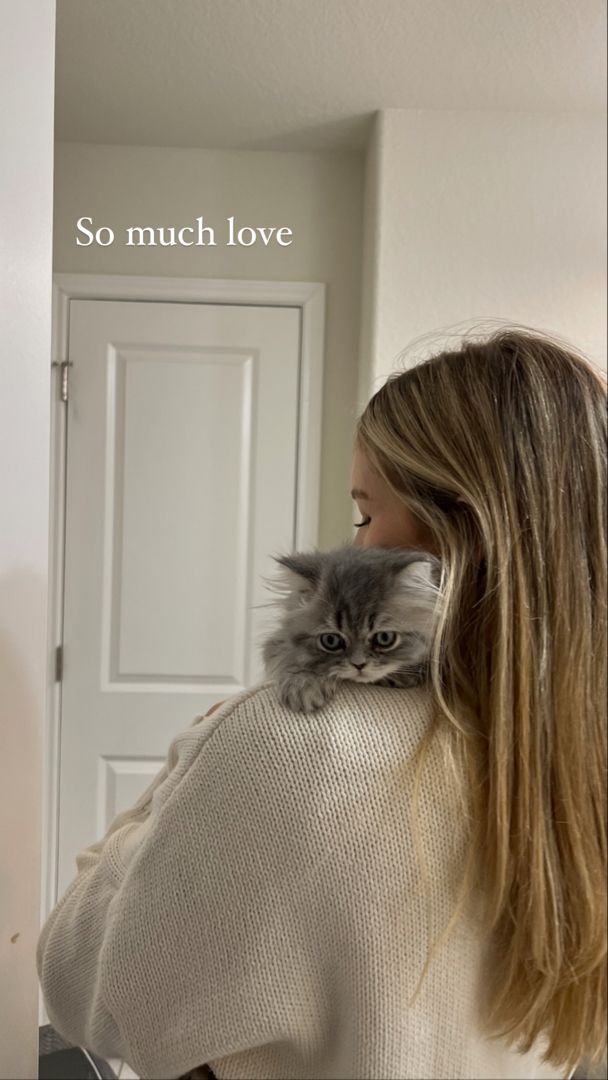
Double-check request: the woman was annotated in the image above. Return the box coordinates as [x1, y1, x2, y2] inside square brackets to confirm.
[37, 327, 606, 1080]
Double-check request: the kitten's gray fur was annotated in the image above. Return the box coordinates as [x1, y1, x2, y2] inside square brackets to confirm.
[261, 542, 442, 714]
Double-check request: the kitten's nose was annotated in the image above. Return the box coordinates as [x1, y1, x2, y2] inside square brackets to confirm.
[352, 662, 366, 671]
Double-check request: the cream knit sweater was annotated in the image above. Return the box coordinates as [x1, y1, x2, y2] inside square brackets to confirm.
[37, 681, 567, 1080]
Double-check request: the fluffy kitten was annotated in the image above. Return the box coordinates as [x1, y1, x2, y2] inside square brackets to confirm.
[261, 543, 442, 714]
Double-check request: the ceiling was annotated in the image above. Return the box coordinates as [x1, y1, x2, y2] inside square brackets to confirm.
[55, 0, 607, 152]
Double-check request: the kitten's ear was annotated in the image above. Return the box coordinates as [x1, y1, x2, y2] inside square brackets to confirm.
[394, 554, 441, 593]
[261, 551, 322, 607]
[393, 554, 443, 634]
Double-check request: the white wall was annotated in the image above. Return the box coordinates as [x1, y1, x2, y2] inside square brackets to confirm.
[0, 1, 55, 1077]
[53, 143, 364, 548]
[360, 108, 607, 395]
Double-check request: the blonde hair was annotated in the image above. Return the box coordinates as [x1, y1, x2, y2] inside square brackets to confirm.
[355, 326, 607, 1073]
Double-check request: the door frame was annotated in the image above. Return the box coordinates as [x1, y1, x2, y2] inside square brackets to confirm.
[43, 272, 326, 920]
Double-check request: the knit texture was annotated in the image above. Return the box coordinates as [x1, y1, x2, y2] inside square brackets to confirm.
[37, 681, 566, 1080]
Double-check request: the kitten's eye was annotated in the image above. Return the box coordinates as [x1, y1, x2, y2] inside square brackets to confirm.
[318, 632, 347, 652]
[371, 631, 400, 649]
[354, 518, 370, 529]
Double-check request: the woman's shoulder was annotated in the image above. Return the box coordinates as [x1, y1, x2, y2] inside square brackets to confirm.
[210, 677, 432, 723]
[181, 680, 458, 902]
[201, 679, 436, 776]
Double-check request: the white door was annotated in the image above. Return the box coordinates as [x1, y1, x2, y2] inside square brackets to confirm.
[57, 298, 301, 896]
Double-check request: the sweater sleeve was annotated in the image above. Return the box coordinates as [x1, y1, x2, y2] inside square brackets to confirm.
[36, 683, 307, 1079]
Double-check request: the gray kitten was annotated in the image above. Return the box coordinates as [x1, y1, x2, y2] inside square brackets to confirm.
[261, 543, 442, 714]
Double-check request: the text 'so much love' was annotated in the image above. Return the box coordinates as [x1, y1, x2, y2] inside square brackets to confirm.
[75, 216, 294, 248]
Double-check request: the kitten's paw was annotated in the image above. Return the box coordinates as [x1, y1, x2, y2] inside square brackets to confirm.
[277, 675, 336, 714]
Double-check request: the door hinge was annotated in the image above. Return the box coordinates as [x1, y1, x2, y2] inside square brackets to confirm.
[55, 645, 63, 682]
[51, 360, 73, 403]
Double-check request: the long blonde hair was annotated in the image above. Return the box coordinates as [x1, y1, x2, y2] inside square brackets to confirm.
[355, 326, 607, 1073]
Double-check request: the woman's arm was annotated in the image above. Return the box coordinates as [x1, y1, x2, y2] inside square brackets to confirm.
[35, 683, 301, 1079]
[203, 699, 225, 717]
[36, 702, 231, 1056]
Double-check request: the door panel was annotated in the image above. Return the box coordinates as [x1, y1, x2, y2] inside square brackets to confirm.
[58, 299, 300, 895]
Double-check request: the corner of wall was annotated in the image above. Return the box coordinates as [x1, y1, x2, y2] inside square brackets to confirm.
[357, 110, 385, 414]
